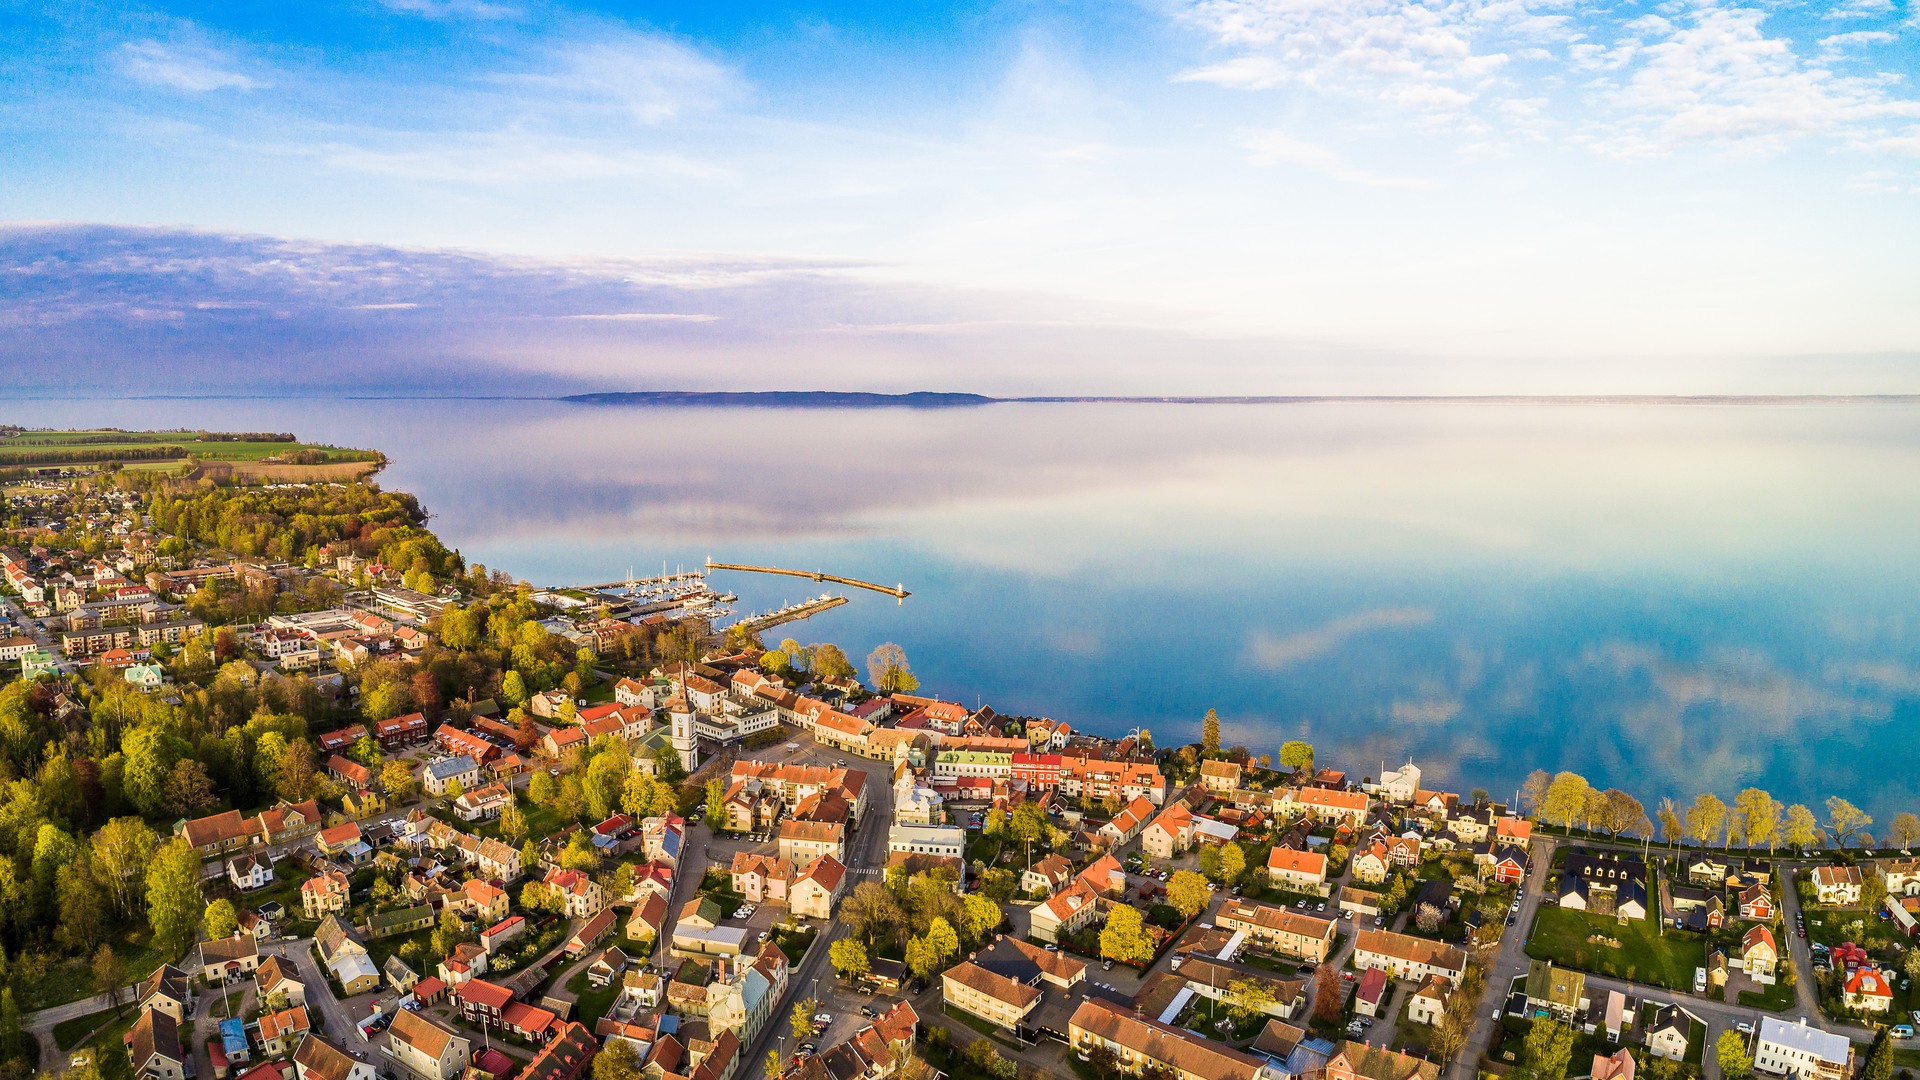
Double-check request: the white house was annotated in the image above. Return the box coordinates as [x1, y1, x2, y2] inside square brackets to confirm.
[226, 853, 274, 891]
[1754, 1017, 1852, 1080]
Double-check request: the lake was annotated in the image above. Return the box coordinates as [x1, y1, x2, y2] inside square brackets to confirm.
[7, 396, 1919, 824]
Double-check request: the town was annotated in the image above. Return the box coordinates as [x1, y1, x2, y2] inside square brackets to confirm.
[0, 435, 1917, 1080]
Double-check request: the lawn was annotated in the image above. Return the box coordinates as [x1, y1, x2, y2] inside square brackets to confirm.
[1737, 978, 1799, 1013]
[0, 429, 381, 464]
[54, 1007, 122, 1051]
[1526, 906, 1705, 990]
[565, 969, 623, 1030]
[17, 923, 177, 1011]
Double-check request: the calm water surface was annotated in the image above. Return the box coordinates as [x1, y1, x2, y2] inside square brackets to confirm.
[7, 397, 1919, 821]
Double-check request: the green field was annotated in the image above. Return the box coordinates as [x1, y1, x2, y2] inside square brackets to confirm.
[0, 428, 382, 465]
[1527, 906, 1706, 990]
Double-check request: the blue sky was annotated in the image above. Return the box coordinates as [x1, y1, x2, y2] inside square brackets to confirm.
[2, 0, 1918, 394]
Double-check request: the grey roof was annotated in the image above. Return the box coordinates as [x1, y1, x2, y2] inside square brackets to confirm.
[427, 755, 478, 780]
[1756, 1017, 1850, 1064]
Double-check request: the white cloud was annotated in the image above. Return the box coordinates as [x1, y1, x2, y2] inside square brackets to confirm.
[1242, 130, 1438, 188]
[1818, 29, 1895, 61]
[121, 41, 261, 92]
[503, 35, 741, 126]
[1245, 608, 1435, 669]
[376, 0, 518, 18]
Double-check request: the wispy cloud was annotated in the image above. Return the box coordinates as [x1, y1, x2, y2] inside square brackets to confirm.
[1245, 607, 1435, 669]
[121, 40, 261, 92]
[375, 0, 519, 19]
[1242, 131, 1437, 189]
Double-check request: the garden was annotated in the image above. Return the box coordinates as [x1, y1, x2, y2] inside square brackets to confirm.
[1526, 906, 1706, 991]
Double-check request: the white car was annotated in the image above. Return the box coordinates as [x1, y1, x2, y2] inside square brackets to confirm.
[813, 1013, 833, 1027]
[1736, 1022, 1754, 1036]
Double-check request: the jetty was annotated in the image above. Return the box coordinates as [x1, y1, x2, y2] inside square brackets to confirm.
[704, 558, 911, 602]
[731, 594, 850, 633]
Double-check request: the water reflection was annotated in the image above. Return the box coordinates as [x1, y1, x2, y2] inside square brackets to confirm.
[4, 397, 1918, 819]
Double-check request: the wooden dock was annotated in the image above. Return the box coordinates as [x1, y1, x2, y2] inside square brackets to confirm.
[732, 595, 849, 633]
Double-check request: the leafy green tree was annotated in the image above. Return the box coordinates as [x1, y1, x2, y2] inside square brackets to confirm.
[1100, 905, 1155, 965]
[979, 867, 1017, 901]
[922, 916, 960, 966]
[1168, 871, 1210, 919]
[1279, 741, 1314, 774]
[350, 735, 384, 768]
[1717, 1030, 1754, 1080]
[791, 998, 822, 1041]
[1686, 792, 1727, 847]
[830, 937, 871, 981]
[1889, 812, 1920, 852]
[501, 670, 529, 708]
[810, 643, 855, 683]
[1784, 804, 1822, 851]
[1541, 772, 1590, 830]
[1826, 796, 1871, 849]
[57, 864, 107, 953]
[1199, 844, 1221, 878]
[1224, 977, 1277, 1024]
[593, 1038, 641, 1080]
[1201, 709, 1221, 757]
[89, 817, 158, 919]
[527, 769, 558, 807]
[1520, 1016, 1576, 1080]
[204, 898, 239, 939]
[144, 838, 203, 959]
[93, 945, 127, 1012]
[1218, 842, 1246, 884]
[705, 777, 728, 822]
[760, 650, 791, 677]
[961, 894, 1002, 945]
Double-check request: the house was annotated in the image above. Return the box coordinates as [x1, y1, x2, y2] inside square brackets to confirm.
[731, 853, 794, 904]
[316, 823, 364, 859]
[943, 960, 1044, 1031]
[587, 947, 627, 988]
[567, 909, 618, 956]
[1175, 955, 1305, 1022]
[183, 809, 258, 858]
[331, 951, 382, 996]
[790, 855, 848, 920]
[781, 819, 849, 864]
[256, 956, 305, 1008]
[1407, 976, 1451, 1027]
[136, 966, 195, 1023]
[1488, 846, 1529, 886]
[1844, 969, 1894, 1013]
[1266, 848, 1329, 894]
[326, 755, 372, 791]
[1556, 850, 1648, 921]
[1069, 996, 1266, 1080]
[1597, 989, 1630, 1043]
[1737, 882, 1774, 922]
[1030, 880, 1103, 944]
[480, 915, 526, 956]
[1811, 865, 1864, 906]
[1740, 925, 1778, 985]
[1281, 787, 1369, 827]
[386, 1008, 471, 1080]
[376, 712, 429, 749]
[1319, 1041, 1439, 1080]
[1199, 759, 1243, 793]
[126, 1007, 187, 1080]
[1100, 796, 1158, 846]
[1350, 845, 1392, 886]
[453, 782, 514, 822]
[368, 904, 436, 940]
[519, 1021, 599, 1080]
[318, 725, 368, 756]
[543, 868, 606, 918]
[226, 852, 273, 891]
[1753, 1017, 1852, 1080]
[1214, 901, 1337, 962]
[1377, 762, 1422, 804]
[258, 1006, 311, 1057]
[195, 935, 262, 982]
[1353, 968, 1389, 1018]
[384, 955, 420, 994]
[424, 755, 481, 796]
[1592, 1049, 1636, 1080]
[294, 1034, 377, 1080]
[1140, 802, 1197, 860]
[1525, 960, 1588, 1021]
[303, 870, 351, 919]
[1643, 1004, 1694, 1062]
[1350, 929, 1467, 982]
[626, 893, 669, 946]
[1024, 853, 1076, 895]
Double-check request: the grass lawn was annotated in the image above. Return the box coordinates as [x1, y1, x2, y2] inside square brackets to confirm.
[1527, 906, 1705, 990]
[18, 923, 177, 1011]
[941, 1004, 1023, 1050]
[565, 969, 623, 1030]
[1804, 907, 1903, 952]
[54, 1007, 122, 1051]
[1182, 994, 1267, 1043]
[83, 1009, 142, 1080]
[1737, 978, 1799, 1013]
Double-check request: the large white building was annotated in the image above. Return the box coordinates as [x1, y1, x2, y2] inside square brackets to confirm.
[888, 824, 965, 860]
[1753, 1018, 1852, 1080]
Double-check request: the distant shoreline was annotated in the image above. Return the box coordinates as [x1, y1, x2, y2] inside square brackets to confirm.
[560, 390, 1920, 408]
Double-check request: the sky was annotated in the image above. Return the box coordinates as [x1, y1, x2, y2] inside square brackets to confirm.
[2, 0, 1919, 395]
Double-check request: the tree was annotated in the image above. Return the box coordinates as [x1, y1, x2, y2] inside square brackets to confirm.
[204, 898, 239, 939]
[1784, 804, 1821, 851]
[1826, 796, 1871, 849]
[979, 867, 1017, 902]
[1657, 798, 1682, 849]
[499, 800, 527, 844]
[94, 945, 127, 1012]
[1541, 772, 1589, 829]
[1199, 708, 1222, 757]
[445, 777, 466, 800]
[811, 643, 855, 682]
[593, 1039, 641, 1080]
[843, 881, 907, 946]
[1889, 812, 1920, 853]
[923, 916, 960, 963]
[1862, 871, 1889, 914]
[1168, 871, 1210, 919]
[759, 649, 791, 677]
[500, 669, 528, 708]
[1279, 741, 1314, 774]
[961, 894, 1002, 945]
[528, 769, 558, 808]
[866, 644, 918, 694]
[145, 838, 203, 959]
[1731, 788, 1778, 851]
[89, 816, 158, 919]
[1714, 1030, 1753, 1079]
[1224, 977, 1276, 1024]
[768, 1051, 785, 1080]
[1414, 903, 1446, 933]
[278, 737, 318, 801]
[57, 864, 107, 953]
[1519, 769, 1552, 818]
[1199, 845, 1220, 879]
[1686, 792, 1727, 848]
[1218, 842, 1246, 884]
[1521, 1016, 1576, 1080]
[830, 937, 871, 981]
[1602, 789, 1646, 836]
[382, 758, 418, 803]
[791, 998, 822, 1041]
[166, 759, 217, 817]
[1312, 964, 1343, 1024]
[1100, 905, 1154, 965]
[1863, 1030, 1893, 1080]
[705, 777, 728, 822]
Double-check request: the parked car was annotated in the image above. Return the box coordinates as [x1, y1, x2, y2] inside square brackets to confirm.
[1103, 960, 1114, 970]
[1895, 1026, 1916, 1041]
[860, 1006, 878, 1018]
[1736, 1022, 1754, 1035]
